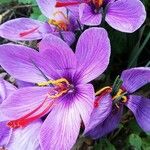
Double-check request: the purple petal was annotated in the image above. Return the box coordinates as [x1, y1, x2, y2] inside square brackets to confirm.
[53, 31, 76, 45]
[0, 79, 17, 120]
[126, 95, 150, 132]
[0, 87, 50, 121]
[121, 67, 150, 93]
[84, 94, 112, 133]
[0, 44, 48, 83]
[104, 0, 115, 4]
[68, 13, 80, 31]
[40, 98, 81, 150]
[7, 120, 42, 150]
[15, 80, 34, 88]
[36, 0, 56, 18]
[75, 27, 110, 83]
[0, 78, 7, 103]
[3, 81, 16, 98]
[72, 83, 95, 127]
[85, 105, 123, 139]
[38, 22, 53, 34]
[79, 3, 102, 26]
[38, 34, 77, 70]
[0, 78, 16, 103]
[0, 18, 44, 41]
[0, 122, 11, 146]
[105, 0, 146, 33]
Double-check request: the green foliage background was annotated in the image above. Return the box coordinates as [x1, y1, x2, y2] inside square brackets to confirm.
[0, 0, 150, 149]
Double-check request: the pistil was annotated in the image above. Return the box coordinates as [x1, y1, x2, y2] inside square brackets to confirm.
[7, 78, 71, 129]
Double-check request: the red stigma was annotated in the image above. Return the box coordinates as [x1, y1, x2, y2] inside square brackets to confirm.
[7, 96, 54, 129]
[55, 1, 81, 7]
[94, 100, 99, 108]
[19, 27, 38, 37]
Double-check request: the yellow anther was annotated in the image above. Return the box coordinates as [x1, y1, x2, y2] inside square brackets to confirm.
[37, 78, 69, 87]
[122, 96, 128, 103]
[95, 86, 111, 96]
[112, 89, 123, 100]
[112, 88, 128, 103]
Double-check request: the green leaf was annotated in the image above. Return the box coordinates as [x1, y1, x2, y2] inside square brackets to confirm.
[94, 139, 116, 150]
[18, 0, 37, 4]
[142, 136, 150, 150]
[128, 27, 150, 68]
[0, 0, 14, 4]
[128, 120, 142, 135]
[38, 14, 47, 22]
[30, 7, 42, 19]
[129, 134, 142, 150]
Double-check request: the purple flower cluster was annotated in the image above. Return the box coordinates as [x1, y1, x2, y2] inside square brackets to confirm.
[0, 0, 149, 150]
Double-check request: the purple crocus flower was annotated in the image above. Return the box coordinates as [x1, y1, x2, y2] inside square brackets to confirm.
[56, 0, 146, 33]
[0, 78, 42, 150]
[0, 27, 110, 149]
[84, 67, 150, 139]
[0, 0, 79, 45]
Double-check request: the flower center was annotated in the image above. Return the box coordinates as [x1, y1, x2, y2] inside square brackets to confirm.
[7, 78, 71, 129]
[94, 86, 128, 108]
[38, 78, 71, 98]
[48, 11, 69, 31]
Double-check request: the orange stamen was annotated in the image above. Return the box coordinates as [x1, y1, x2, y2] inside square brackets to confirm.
[19, 27, 39, 37]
